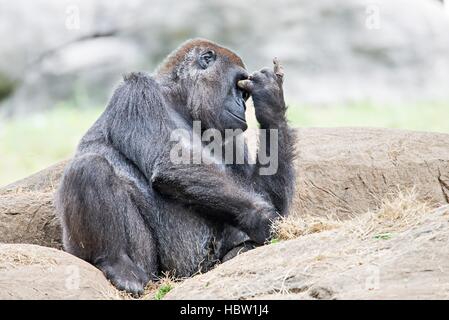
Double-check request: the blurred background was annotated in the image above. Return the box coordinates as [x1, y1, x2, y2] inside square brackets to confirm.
[0, 0, 448, 186]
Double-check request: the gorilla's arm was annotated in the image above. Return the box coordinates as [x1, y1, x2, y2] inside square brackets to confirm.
[255, 120, 296, 216]
[103, 72, 275, 244]
[103, 73, 172, 177]
[151, 161, 275, 244]
[238, 60, 297, 216]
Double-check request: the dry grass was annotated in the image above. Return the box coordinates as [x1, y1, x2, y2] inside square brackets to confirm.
[349, 188, 432, 239]
[272, 212, 342, 241]
[273, 188, 434, 241]
[118, 271, 178, 300]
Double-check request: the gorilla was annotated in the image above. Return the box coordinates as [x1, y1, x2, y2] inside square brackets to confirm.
[55, 39, 296, 294]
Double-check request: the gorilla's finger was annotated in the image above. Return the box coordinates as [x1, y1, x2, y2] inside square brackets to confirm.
[260, 67, 272, 76]
[237, 79, 254, 92]
[273, 57, 284, 83]
[249, 71, 267, 84]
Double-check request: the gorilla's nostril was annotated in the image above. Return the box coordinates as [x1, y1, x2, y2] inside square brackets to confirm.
[235, 70, 249, 82]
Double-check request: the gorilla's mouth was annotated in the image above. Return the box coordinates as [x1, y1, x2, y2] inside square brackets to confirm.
[226, 110, 246, 123]
[226, 98, 247, 123]
[226, 109, 246, 124]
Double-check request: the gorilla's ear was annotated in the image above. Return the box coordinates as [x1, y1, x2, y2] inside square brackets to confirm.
[198, 50, 216, 69]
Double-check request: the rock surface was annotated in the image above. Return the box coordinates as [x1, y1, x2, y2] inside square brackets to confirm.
[1, 128, 448, 247]
[2, 0, 449, 113]
[0, 162, 66, 248]
[293, 127, 449, 217]
[0, 243, 118, 299]
[166, 205, 449, 299]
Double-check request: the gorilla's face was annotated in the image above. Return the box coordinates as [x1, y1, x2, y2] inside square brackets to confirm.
[219, 61, 250, 132]
[182, 45, 250, 132]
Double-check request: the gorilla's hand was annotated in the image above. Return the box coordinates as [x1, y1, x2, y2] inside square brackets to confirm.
[238, 58, 286, 127]
[240, 201, 279, 244]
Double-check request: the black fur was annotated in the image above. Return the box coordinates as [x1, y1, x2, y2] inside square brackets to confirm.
[55, 39, 296, 294]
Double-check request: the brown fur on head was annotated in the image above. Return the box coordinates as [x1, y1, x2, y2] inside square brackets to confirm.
[157, 38, 245, 79]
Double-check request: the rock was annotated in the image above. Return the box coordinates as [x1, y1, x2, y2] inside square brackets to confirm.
[0, 243, 119, 299]
[293, 127, 449, 217]
[1, 128, 448, 248]
[3, 160, 67, 192]
[165, 205, 449, 299]
[0, 0, 145, 112]
[0, 162, 67, 248]
[3, 38, 144, 115]
[2, 0, 449, 113]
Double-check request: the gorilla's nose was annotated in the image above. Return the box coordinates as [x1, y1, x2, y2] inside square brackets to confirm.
[235, 68, 249, 82]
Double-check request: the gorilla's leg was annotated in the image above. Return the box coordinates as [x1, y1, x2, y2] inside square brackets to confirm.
[56, 154, 158, 294]
[150, 202, 221, 276]
[151, 200, 252, 276]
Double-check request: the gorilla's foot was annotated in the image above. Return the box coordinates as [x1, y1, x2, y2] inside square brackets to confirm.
[97, 253, 149, 295]
[221, 241, 257, 263]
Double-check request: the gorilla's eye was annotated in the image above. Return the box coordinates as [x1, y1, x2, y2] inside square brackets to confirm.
[198, 50, 216, 69]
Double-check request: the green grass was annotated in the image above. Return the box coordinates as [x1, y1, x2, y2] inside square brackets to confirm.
[286, 102, 449, 133]
[1, 101, 448, 186]
[0, 107, 103, 187]
[154, 283, 173, 300]
[373, 233, 393, 240]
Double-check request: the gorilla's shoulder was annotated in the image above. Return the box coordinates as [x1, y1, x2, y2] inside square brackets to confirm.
[122, 72, 156, 86]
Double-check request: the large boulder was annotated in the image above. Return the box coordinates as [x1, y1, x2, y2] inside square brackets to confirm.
[0, 243, 118, 299]
[0, 161, 66, 248]
[4, 38, 143, 115]
[2, 0, 449, 113]
[0, 128, 448, 248]
[166, 205, 449, 299]
[293, 127, 449, 217]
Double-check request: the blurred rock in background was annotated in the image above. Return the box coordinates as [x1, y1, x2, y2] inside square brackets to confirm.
[1, 0, 449, 116]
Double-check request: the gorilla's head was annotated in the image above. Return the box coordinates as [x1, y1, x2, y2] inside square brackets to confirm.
[157, 39, 250, 132]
